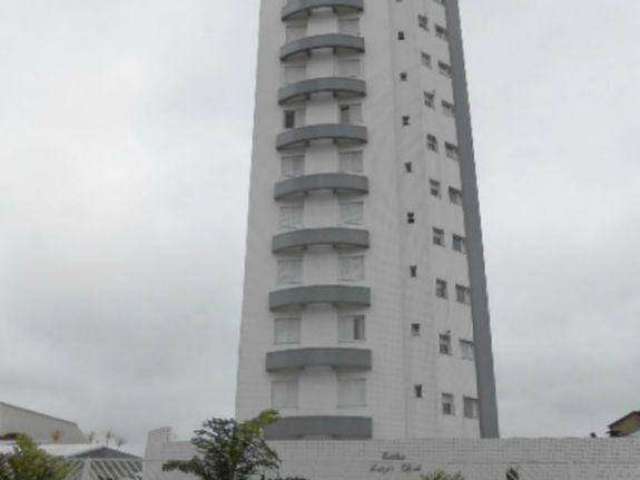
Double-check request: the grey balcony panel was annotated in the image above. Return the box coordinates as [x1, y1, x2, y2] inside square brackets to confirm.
[274, 173, 369, 200]
[266, 348, 372, 372]
[278, 77, 366, 105]
[276, 124, 367, 150]
[280, 34, 365, 62]
[273, 228, 369, 253]
[269, 285, 371, 310]
[282, 0, 364, 21]
[265, 416, 372, 440]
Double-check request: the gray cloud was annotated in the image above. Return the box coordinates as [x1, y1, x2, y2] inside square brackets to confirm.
[0, 0, 638, 453]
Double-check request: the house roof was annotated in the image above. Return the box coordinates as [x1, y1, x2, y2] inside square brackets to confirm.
[0, 443, 140, 460]
[0, 402, 81, 428]
[608, 411, 640, 429]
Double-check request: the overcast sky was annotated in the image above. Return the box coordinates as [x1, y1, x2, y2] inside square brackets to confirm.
[1, 0, 639, 454]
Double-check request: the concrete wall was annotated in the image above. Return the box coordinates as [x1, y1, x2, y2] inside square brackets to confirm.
[143, 428, 640, 480]
[0, 402, 86, 444]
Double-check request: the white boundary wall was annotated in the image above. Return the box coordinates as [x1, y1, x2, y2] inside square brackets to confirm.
[143, 428, 640, 480]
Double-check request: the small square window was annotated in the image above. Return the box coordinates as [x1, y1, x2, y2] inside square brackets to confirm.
[436, 279, 448, 299]
[439, 334, 451, 355]
[402, 116, 410, 126]
[410, 265, 418, 278]
[452, 234, 467, 254]
[418, 14, 429, 31]
[449, 187, 463, 205]
[442, 393, 455, 415]
[424, 91, 435, 108]
[414, 385, 423, 398]
[464, 397, 479, 419]
[421, 52, 432, 68]
[400, 72, 408, 81]
[435, 25, 449, 41]
[411, 323, 421, 336]
[404, 162, 413, 173]
[438, 61, 452, 78]
[460, 340, 475, 361]
[398, 31, 405, 40]
[442, 100, 455, 117]
[430, 179, 442, 198]
[427, 134, 439, 152]
[433, 228, 445, 247]
[456, 285, 472, 305]
[407, 212, 415, 224]
[445, 142, 459, 161]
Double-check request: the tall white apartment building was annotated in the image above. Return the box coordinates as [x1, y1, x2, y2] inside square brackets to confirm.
[236, 0, 499, 441]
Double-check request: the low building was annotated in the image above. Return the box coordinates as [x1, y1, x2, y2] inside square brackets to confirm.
[0, 402, 86, 444]
[609, 411, 640, 438]
[0, 443, 142, 480]
[143, 427, 640, 480]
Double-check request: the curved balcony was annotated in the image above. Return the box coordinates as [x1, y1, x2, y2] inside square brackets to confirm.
[265, 416, 372, 440]
[276, 124, 367, 150]
[269, 285, 370, 310]
[279, 77, 366, 105]
[275, 173, 369, 200]
[280, 34, 364, 62]
[282, 0, 364, 22]
[266, 347, 372, 372]
[273, 227, 369, 253]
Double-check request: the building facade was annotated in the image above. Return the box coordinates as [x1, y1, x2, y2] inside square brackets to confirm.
[0, 402, 87, 445]
[236, 0, 498, 440]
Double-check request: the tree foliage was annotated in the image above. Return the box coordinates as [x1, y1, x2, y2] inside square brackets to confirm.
[163, 410, 281, 480]
[421, 470, 465, 480]
[0, 435, 71, 480]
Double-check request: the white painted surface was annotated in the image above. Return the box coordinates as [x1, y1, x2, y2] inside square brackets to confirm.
[143, 428, 640, 480]
[237, 0, 484, 439]
[0, 402, 87, 444]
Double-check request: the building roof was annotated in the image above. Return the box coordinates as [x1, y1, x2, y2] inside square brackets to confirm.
[0, 402, 80, 427]
[0, 442, 140, 460]
[608, 411, 640, 429]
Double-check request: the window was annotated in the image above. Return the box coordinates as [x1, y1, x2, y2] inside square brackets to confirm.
[340, 200, 364, 225]
[339, 150, 364, 174]
[402, 115, 410, 126]
[274, 317, 301, 345]
[452, 234, 467, 254]
[339, 255, 365, 282]
[433, 228, 445, 246]
[404, 162, 413, 173]
[279, 203, 303, 230]
[435, 25, 449, 41]
[338, 315, 366, 342]
[417, 14, 429, 31]
[449, 187, 463, 205]
[463, 397, 479, 419]
[338, 378, 367, 407]
[336, 57, 362, 78]
[400, 72, 408, 81]
[456, 285, 472, 305]
[284, 64, 306, 84]
[340, 103, 363, 124]
[284, 107, 305, 128]
[438, 61, 452, 78]
[410, 265, 417, 278]
[414, 385, 423, 398]
[281, 154, 305, 178]
[277, 258, 303, 285]
[407, 212, 415, 224]
[411, 323, 421, 336]
[433, 0, 446, 5]
[436, 279, 448, 299]
[285, 22, 307, 42]
[430, 179, 442, 198]
[338, 17, 360, 36]
[445, 142, 459, 160]
[398, 31, 405, 40]
[427, 134, 439, 152]
[421, 52, 432, 68]
[506, 469, 520, 480]
[439, 334, 452, 355]
[442, 393, 455, 415]
[424, 91, 435, 108]
[460, 340, 475, 361]
[442, 100, 455, 117]
[272, 379, 298, 409]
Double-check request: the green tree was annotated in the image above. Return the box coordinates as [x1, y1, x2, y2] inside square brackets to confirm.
[421, 470, 465, 480]
[163, 410, 281, 480]
[1, 435, 71, 480]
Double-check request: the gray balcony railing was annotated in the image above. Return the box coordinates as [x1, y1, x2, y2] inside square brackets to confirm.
[281, 0, 364, 22]
[276, 124, 367, 150]
[273, 227, 369, 253]
[266, 347, 372, 372]
[264, 416, 372, 440]
[279, 77, 366, 105]
[274, 173, 369, 200]
[269, 285, 371, 310]
[280, 33, 364, 61]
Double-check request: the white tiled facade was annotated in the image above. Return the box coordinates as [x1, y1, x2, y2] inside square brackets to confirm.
[143, 429, 640, 480]
[236, 0, 498, 440]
